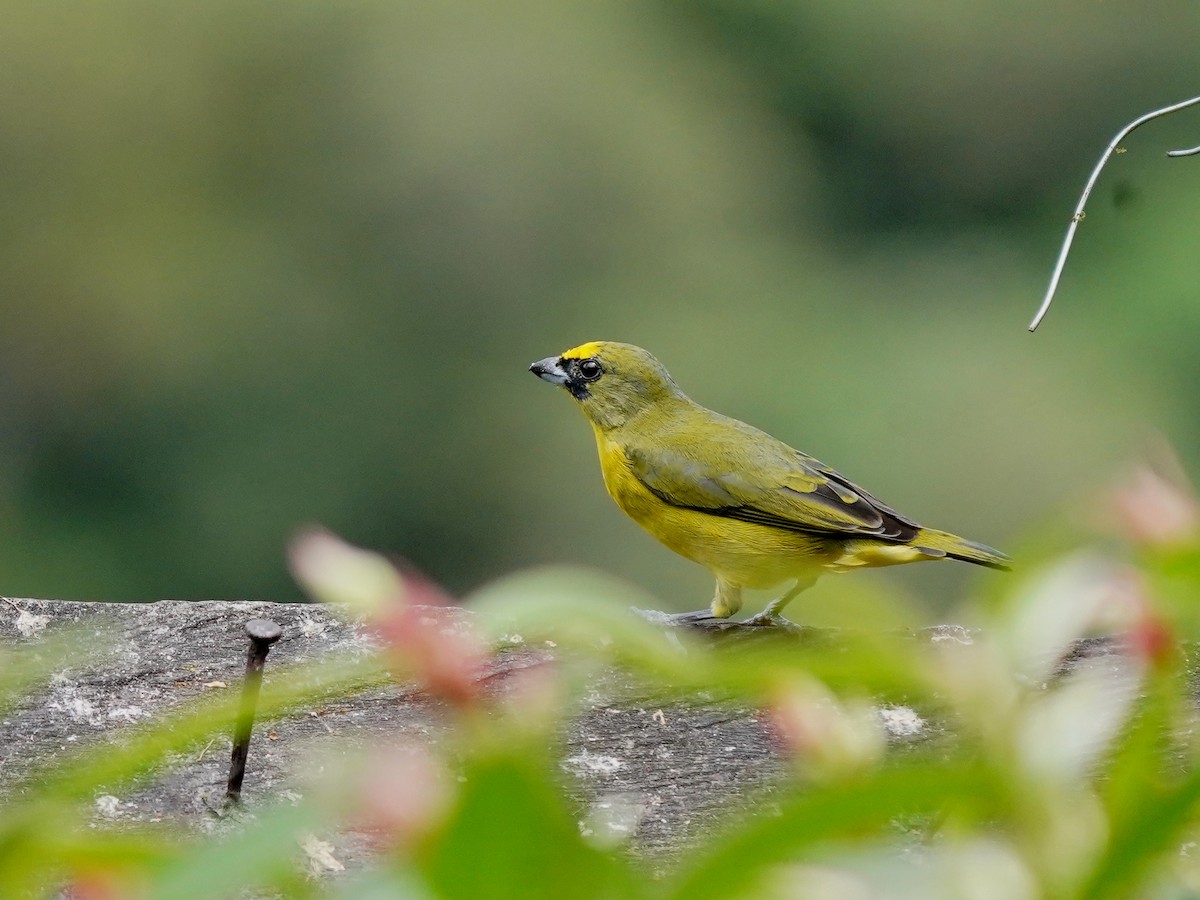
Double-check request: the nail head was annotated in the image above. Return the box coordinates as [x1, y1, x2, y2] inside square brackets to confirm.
[245, 618, 283, 644]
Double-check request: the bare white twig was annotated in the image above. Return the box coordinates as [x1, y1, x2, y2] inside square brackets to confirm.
[1028, 95, 1200, 333]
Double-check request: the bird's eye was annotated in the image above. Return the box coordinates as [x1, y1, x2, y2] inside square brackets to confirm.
[578, 359, 603, 381]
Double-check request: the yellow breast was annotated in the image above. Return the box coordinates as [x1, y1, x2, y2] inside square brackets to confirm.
[591, 429, 835, 589]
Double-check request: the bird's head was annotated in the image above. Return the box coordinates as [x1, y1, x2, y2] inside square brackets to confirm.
[529, 341, 687, 430]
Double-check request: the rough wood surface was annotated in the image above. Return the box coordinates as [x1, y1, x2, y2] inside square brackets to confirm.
[0, 598, 1121, 869]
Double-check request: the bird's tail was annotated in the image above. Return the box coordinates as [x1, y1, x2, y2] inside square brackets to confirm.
[913, 528, 1010, 571]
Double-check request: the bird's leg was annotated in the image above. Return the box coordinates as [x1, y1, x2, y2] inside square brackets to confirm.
[742, 576, 816, 627]
[710, 579, 743, 618]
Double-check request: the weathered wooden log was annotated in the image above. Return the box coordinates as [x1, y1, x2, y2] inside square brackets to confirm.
[0, 598, 1123, 870]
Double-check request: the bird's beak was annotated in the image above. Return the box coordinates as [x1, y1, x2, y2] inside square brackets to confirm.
[529, 356, 569, 386]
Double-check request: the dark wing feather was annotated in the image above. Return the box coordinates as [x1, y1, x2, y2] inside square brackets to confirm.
[625, 413, 919, 542]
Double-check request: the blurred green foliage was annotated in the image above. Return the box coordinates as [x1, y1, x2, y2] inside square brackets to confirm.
[8, 516, 1200, 897]
[0, 1, 1197, 611]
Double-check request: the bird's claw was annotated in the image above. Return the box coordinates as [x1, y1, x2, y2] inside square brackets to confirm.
[670, 610, 722, 624]
[740, 611, 798, 629]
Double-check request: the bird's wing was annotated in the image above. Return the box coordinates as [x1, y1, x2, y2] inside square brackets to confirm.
[625, 417, 919, 541]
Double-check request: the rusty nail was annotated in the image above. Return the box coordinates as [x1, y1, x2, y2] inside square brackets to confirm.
[226, 618, 283, 804]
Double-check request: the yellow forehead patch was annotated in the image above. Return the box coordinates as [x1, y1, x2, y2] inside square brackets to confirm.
[561, 341, 604, 360]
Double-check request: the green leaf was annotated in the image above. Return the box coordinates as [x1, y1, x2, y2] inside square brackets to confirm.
[1099, 673, 1177, 828]
[142, 802, 329, 899]
[417, 749, 640, 900]
[1080, 754, 1200, 899]
[662, 759, 990, 900]
[328, 866, 437, 900]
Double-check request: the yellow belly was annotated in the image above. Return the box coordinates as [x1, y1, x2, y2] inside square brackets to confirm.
[593, 432, 838, 589]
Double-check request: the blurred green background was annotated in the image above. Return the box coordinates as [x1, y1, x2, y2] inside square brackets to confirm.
[1, 0, 1196, 612]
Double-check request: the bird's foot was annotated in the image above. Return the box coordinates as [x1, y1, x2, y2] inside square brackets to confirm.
[670, 609, 723, 624]
[740, 610, 800, 629]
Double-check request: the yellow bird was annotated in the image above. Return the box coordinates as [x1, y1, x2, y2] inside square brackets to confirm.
[530, 341, 1008, 625]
